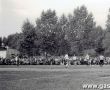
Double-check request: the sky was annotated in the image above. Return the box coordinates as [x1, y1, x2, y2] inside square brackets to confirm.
[0, 0, 110, 37]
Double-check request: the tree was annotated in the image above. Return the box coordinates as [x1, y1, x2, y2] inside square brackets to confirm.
[19, 19, 36, 56]
[35, 10, 59, 55]
[102, 32, 110, 55]
[103, 9, 110, 56]
[90, 26, 105, 48]
[2, 37, 8, 47]
[56, 14, 71, 55]
[6, 33, 21, 49]
[36, 9, 58, 36]
[68, 6, 96, 55]
[88, 26, 105, 55]
[106, 9, 110, 32]
[0, 37, 2, 48]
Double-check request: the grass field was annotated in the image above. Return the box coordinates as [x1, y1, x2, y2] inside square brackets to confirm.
[0, 65, 110, 90]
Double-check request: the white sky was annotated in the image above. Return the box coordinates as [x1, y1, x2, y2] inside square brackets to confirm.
[0, 0, 110, 37]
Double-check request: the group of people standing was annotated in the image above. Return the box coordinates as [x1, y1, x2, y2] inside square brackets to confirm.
[0, 53, 107, 66]
[64, 54, 105, 68]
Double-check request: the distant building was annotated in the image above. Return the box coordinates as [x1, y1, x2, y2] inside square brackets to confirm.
[6, 48, 20, 59]
[0, 50, 7, 58]
[0, 43, 7, 58]
[0, 45, 20, 59]
[83, 49, 96, 56]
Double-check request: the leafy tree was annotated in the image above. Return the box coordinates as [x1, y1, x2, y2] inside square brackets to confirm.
[68, 6, 96, 55]
[2, 37, 8, 47]
[90, 26, 105, 48]
[36, 9, 58, 36]
[103, 9, 110, 56]
[102, 32, 110, 55]
[89, 26, 105, 55]
[56, 14, 71, 55]
[19, 19, 36, 56]
[6, 33, 21, 49]
[35, 10, 59, 55]
[0, 37, 2, 48]
[106, 9, 110, 32]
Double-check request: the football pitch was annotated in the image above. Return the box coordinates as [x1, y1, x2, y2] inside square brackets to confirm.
[0, 65, 110, 90]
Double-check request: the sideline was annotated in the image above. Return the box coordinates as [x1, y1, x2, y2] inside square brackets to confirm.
[0, 67, 109, 72]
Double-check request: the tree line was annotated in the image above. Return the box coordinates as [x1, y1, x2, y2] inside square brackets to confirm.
[1, 5, 110, 56]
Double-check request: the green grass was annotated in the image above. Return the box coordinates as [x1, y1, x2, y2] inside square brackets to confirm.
[0, 65, 110, 90]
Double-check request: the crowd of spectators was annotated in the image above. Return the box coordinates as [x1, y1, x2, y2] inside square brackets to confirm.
[0, 54, 110, 65]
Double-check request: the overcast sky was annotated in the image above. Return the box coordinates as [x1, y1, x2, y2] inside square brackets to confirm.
[0, 0, 110, 37]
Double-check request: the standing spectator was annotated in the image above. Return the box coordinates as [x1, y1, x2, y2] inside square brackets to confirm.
[73, 54, 77, 65]
[15, 55, 19, 66]
[65, 54, 69, 68]
[84, 54, 90, 65]
[99, 54, 105, 67]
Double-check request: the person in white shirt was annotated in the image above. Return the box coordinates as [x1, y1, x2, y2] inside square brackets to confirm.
[99, 55, 105, 66]
[65, 54, 69, 68]
[73, 54, 77, 61]
[15, 55, 19, 66]
[84, 54, 90, 65]
[73, 54, 77, 65]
